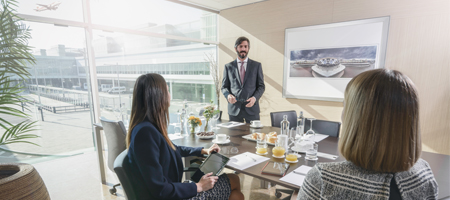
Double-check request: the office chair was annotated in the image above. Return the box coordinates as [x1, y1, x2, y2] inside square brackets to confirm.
[270, 110, 298, 129]
[100, 117, 127, 195]
[303, 119, 341, 137]
[114, 150, 200, 200]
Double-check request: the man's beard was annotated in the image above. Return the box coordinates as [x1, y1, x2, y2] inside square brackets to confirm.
[236, 50, 247, 59]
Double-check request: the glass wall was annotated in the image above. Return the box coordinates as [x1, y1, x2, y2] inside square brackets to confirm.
[92, 30, 217, 129]
[2, 21, 94, 163]
[1, 0, 217, 163]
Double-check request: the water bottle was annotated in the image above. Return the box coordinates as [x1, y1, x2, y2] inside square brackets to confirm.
[280, 115, 290, 150]
[180, 107, 189, 137]
[297, 111, 305, 139]
[280, 115, 290, 135]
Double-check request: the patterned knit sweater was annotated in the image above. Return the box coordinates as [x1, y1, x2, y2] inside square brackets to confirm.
[297, 159, 438, 200]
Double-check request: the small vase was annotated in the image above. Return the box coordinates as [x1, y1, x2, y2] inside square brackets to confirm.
[190, 125, 200, 134]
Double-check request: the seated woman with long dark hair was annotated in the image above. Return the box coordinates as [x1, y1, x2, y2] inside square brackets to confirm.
[126, 73, 244, 200]
[298, 69, 438, 199]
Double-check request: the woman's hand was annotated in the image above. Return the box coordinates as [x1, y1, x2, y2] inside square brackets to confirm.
[202, 143, 221, 155]
[196, 172, 218, 192]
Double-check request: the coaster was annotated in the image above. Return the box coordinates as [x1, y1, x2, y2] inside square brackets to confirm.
[285, 159, 299, 163]
[255, 151, 268, 155]
[212, 139, 230, 144]
[272, 154, 285, 158]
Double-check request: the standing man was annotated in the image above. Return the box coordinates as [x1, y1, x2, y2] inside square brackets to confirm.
[221, 37, 265, 123]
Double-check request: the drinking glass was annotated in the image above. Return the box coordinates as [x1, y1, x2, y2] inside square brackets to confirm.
[286, 149, 300, 162]
[255, 133, 268, 155]
[305, 118, 316, 142]
[272, 136, 287, 158]
[212, 111, 220, 130]
[305, 143, 318, 161]
[288, 128, 296, 147]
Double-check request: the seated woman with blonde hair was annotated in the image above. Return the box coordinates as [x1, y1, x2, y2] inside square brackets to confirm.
[126, 73, 244, 200]
[298, 69, 438, 199]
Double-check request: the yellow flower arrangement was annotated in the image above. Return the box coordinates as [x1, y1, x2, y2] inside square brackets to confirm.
[188, 116, 202, 133]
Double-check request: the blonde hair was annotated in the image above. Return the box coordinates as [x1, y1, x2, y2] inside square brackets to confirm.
[339, 69, 421, 173]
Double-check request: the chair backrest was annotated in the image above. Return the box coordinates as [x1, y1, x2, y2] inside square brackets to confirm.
[270, 110, 297, 129]
[114, 149, 151, 200]
[100, 117, 127, 171]
[303, 119, 341, 137]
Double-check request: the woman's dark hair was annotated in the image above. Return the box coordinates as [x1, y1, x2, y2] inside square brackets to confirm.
[234, 36, 250, 48]
[126, 73, 174, 150]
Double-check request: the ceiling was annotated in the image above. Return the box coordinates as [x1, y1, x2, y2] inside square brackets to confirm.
[173, 0, 268, 12]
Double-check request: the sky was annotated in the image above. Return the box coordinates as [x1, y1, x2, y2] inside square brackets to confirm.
[16, 0, 207, 50]
[290, 46, 377, 61]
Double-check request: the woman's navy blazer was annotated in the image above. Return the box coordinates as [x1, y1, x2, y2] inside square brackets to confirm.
[127, 121, 203, 200]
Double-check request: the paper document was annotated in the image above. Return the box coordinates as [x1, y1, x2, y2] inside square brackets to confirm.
[299, 133, 329, 143]
[279, 165, 313, 187]
[227, 152, 270, 170]
[217, 121, 246, 128]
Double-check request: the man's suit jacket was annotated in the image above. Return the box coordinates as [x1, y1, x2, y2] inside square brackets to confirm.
[221, 58, 265, 116]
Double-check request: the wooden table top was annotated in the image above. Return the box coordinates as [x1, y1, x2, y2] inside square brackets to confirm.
[172, 122, 450, 198]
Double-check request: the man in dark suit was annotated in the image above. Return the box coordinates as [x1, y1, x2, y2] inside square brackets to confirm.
[221, 37, 265, 123]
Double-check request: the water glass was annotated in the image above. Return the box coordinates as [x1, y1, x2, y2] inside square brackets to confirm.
[256, 135, 268, 155]
[305, 143, 318, 161]
[174, 123, 181, 136]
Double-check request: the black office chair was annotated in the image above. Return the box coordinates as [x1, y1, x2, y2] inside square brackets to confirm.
[100, 117, 127, 195]
[270, 110, 297, 129]
[114, 150, 200, 200]
[303, 119, 341, 137]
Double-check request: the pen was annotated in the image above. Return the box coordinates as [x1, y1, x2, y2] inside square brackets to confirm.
[292, 171, 306, 176]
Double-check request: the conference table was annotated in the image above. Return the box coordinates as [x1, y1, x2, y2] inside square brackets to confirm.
[171, 122, 450, 199]
[93, 121, 449, 199]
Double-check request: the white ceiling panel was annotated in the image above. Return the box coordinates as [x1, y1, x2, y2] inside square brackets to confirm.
[178, 0, 268, 11]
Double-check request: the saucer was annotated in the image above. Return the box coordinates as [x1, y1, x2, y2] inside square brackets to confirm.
[250, 125, 263, 129]
[197, 135, 215, 139]
[291, 146, 306, 153]
[255, 151, 268, 155]
[285, 159, 298, 163]
[212, 139, 230, 144]
[272, 154, 285, 158]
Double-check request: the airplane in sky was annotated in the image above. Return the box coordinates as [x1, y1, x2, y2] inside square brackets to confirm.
[34, 1, 62, 12]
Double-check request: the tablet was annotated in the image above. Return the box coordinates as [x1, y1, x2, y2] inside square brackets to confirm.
[191, 152, 230, 182]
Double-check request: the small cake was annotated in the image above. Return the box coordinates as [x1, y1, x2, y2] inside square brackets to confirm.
[267, 136, 277, 144]
[251, 132, 266, 140]
[267, 132, 277, 143]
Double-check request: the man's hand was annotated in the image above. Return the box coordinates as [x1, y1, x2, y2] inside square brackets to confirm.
[227, 94, 237, 104]
[245, 97, 256, 107]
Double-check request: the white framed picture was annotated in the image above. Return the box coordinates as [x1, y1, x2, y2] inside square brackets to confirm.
[283, 17, 390, 101]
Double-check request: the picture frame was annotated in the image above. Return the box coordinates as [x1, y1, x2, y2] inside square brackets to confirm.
[283, 16, 390, 101]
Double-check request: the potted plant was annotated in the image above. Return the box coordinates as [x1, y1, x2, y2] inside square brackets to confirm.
[202, 100, 220, 132]
[0, 0, 39, 146]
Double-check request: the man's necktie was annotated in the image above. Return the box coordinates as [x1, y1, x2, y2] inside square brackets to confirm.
[240, 62, 245, 84]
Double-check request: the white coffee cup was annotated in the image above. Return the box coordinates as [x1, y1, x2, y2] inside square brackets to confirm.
[216, 134, 230, 142]
[250, 120, 261, 127]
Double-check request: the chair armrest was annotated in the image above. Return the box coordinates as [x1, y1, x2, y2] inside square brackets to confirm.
[183, 166, 199, 172]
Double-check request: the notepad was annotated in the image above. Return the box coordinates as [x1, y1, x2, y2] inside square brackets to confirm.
[279, 165, 313, 187]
